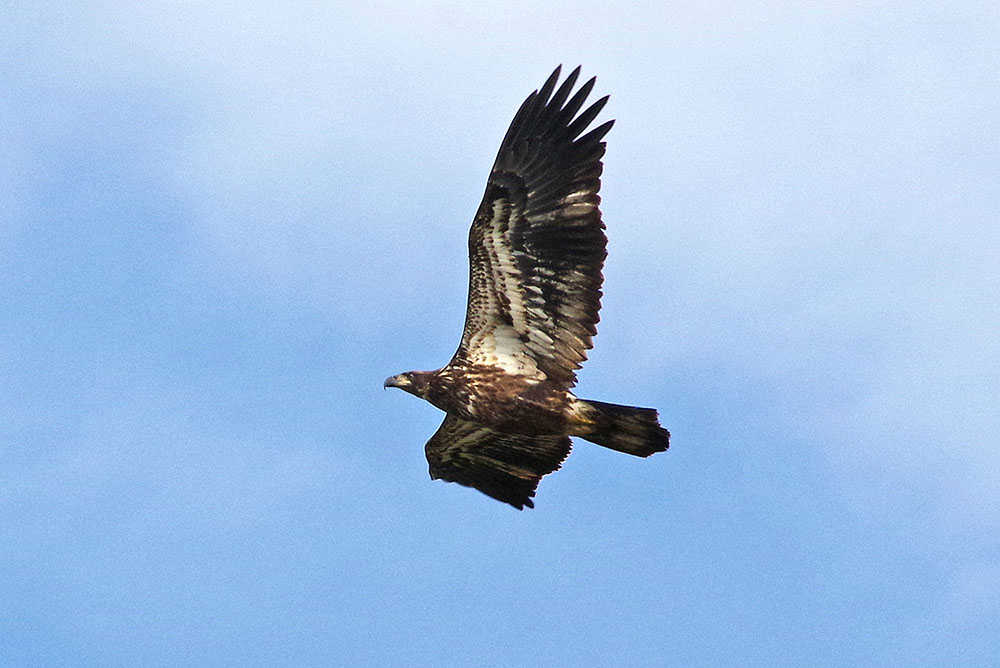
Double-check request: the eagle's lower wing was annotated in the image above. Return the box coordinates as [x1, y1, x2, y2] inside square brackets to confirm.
[425, 415, 572, 510]
[453, 66, 613, 388]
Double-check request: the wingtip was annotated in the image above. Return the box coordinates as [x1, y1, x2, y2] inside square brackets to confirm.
[537, 65, 562, 101]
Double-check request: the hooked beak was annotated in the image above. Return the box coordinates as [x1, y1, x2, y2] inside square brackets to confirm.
[383, 374, 402, 390]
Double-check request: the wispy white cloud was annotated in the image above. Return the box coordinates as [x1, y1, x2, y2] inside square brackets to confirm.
[589, 3, 1000, 525]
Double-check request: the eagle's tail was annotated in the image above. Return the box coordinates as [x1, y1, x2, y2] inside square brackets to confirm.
[575, 399, 670, 457]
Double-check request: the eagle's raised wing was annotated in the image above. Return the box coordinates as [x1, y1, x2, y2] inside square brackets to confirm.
[452, 66, 613, 388]
[425, 415, 572, 510]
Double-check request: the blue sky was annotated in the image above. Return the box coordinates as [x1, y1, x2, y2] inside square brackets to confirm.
[2, 2, 998, 666]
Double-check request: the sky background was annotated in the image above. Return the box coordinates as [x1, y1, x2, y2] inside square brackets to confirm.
[2, 2, 998, 666]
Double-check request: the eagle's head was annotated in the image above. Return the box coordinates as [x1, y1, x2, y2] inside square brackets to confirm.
[383, 371, 432, 398]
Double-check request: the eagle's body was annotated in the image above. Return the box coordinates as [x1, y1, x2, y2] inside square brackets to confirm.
[386, 66, 669, 509]
[420, 367, 571, 433]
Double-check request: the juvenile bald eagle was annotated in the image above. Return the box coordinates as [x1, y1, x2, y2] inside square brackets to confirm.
[385, 66, 669, 509]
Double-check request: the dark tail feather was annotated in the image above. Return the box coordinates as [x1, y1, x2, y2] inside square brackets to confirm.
[578, 399, 670, 457]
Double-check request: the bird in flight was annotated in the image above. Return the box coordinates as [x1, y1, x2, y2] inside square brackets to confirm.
[385, 66, 669, 509]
